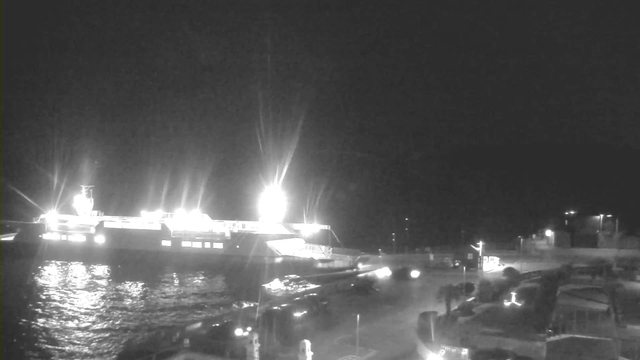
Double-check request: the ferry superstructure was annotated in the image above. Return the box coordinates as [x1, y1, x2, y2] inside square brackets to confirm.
[3, 186, 354, 268]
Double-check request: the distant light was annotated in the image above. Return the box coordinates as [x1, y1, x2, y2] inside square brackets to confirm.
[258, 185, 287, 222]
[375, 267, 392, 279]
[504, 291, 522, 307]
[599, 214, 605, 217]
[606, 214, 613, 218]
[246, 327, 252, 332]
[234, 328, 244, 336]
[94, 234, 106, 244]
[293, 311, 307, 317]
[466, 297, 475, 302]
[410, 270, 421, 279]
[545, 229, 554, 237]
[405, 217, 409, 221]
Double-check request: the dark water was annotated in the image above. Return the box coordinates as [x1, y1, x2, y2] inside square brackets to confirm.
[0, 249, 303, 360]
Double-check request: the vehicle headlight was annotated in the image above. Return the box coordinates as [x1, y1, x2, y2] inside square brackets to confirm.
[410, 270, 421, 278]
[234, 328, 244, 336]
[375, 267, 392, 278]
[95, 234, 106, 244]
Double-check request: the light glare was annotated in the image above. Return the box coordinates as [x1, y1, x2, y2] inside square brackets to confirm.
[375, 267, 392, 279]
[258, 185, 287, 222]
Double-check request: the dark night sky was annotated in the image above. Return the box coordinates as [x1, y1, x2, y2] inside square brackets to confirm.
[2, 1, 640, 247]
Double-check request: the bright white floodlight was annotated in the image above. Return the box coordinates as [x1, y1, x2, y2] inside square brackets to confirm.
[258, 185, 287, 222]
[545, 229, 554, 237]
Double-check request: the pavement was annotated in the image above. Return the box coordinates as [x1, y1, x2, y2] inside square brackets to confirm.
[270, 260, 577, 360]
[269, 268, 477, 360]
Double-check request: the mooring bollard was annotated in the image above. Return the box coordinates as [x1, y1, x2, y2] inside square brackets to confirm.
[299, 339, 312, 360]
[246, 332, 260, 360]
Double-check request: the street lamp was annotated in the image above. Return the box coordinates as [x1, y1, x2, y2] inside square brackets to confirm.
[519, 236, 524, 271]
[598, 214, 613, 232]
[471, 241, 484, 272]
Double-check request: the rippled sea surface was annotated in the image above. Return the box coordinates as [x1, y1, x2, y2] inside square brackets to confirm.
[0, 250, 287, 360]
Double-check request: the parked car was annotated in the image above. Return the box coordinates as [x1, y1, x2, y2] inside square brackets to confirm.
[179, 309, 257, 359]
[259, 293, 330, 347]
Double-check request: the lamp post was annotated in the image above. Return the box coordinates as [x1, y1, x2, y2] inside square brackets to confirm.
[564, 210, 577, 247]
[599, 214, 605, 233]
[519, 236, 524, 272]
[471, 241, 483, 273]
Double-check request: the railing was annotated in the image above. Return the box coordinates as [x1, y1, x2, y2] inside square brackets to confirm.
[302, 243, 332, 258]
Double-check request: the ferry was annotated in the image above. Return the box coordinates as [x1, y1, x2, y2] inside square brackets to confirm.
[1, 186, 356, 270]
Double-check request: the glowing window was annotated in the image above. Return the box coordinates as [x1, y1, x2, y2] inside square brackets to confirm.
[181, 241, 192, 247]
[204, 242, 211, 248]
[162, 240, 172, 247]
[213, 243, 223, 249]
[192, 242, 202, 248]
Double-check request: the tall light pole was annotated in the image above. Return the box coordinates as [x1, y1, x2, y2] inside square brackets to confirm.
[519, 236, 524, 272]
[404, 217, 410, 252]
[471, 241, 483, 273]
[392, 232, 396, 254]
[599, 214, 605, 232]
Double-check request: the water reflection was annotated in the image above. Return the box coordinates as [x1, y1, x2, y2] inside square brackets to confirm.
[6, 260, 233, 360]
[1, 253, 317, 360]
